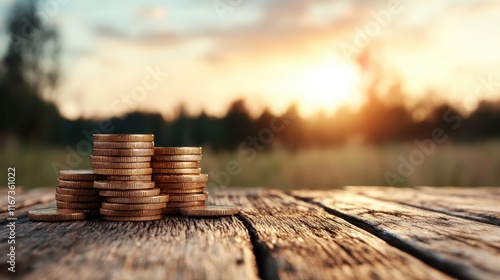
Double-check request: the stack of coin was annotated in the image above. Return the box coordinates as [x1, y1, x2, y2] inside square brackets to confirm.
[152, 147, 208, 215]
[94, 181, 168, 221]
[55, 169, 103, 217]
[91, 134, 167, 221]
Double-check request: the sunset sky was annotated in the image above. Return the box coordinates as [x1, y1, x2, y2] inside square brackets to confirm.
[1, 0, 500, 119]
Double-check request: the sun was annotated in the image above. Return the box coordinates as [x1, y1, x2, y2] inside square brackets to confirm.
[292, 57, 361, 117]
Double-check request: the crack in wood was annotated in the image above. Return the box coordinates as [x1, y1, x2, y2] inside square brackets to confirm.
[291, 193, 477, 280]
[236, 213, 280, 280]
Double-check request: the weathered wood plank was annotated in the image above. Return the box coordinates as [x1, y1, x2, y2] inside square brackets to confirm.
[292, 190, 500, 280]
[0, 192, 259, 280]
[345, 186, 500, 225]
[416, 187, 500, 199]
[0, 187, 54, 212]
[213, 189, 450, 280]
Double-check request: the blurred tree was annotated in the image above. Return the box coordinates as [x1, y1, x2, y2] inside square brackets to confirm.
[222, 99, 253, 148]
[0, 0, 61, 143]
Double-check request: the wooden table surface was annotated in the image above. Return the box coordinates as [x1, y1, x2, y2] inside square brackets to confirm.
[1, 187, 499, 280]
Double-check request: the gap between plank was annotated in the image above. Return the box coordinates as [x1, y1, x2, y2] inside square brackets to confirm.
[290, 193, 476, 280]
[235, 213, 280, 280]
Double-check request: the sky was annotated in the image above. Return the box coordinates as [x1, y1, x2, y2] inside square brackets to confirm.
[1, 0, 500, 120]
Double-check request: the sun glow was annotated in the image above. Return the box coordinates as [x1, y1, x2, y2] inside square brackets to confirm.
[290, 58, 362, 117]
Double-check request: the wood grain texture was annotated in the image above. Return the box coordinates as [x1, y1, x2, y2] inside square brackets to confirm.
[1, 187, 499, 280]
[0, 187, 53, 212]
[345, 186, 500, 225]
[212, 189, 449, 280]
[0, 188, 258, 280]
[292, 189, 500, 280]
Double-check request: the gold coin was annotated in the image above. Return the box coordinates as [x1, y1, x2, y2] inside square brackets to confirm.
[99, 208, 163, 217]
[167, 201, 206, 208]
[93, 134, 154, 142]
[153, 168, 201, 175]
[28, 207, 92, 221]
[91, 161, 151, 169]
[101, 202, 166, 211]
[106, 195, 169, 204]
[55, 193, 103, 203]
[94, 141, 154, 149]
[153, 174, 208, 183]
[93, 148, 154, 157]
[105, 175, 152, 181]
[56, 187, 99, 196]
[58, 179, 94, 189]
[101, 215, 162, 221]
[159, 188, 205, 194]
[155, 182, 206, 189]
[154, 147, 202, 155]
[152, 155, 202, 162]
[90, 155, 151, 163]
[99, 188, 160, 197]
[56, 201, 101, 209]
[151, 161, 200, 169]
[179, 206, 239, 217]
[169, 192, 208, 202]
[58, 170, 102, 181]
[93, 168, 153, 176]
[94, 180, 155, 190]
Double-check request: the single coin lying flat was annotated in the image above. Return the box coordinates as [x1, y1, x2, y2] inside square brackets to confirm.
[92, 148, 154, 157]
[154, 147, 202, 155]
[57, 180, 94, 189]
[179, 206, 239, 217]
[106, 195, 169, 204]
[152, 154, 202, 162]
[152, 168, 201, 175]
[28, 207, 93, 221]
[90, 161, 151, 169]
[93, 141, 154, 149]
[153, 174, 208, 183]
[56, 187, 99, 196]
[99, 188, 160, 197]
[93, 134, 154, 142]
[101, 215, 162, 222]
[101, 202, 167, 211]
[94, 180, 155, 190]
[58, 169, 102, 181]
[152, 161, 200, 169]
[90, 155, 151, 163]
[99, 208, 163, 217]
[105, 175, 152, 181]
[93, 168, 153, 176]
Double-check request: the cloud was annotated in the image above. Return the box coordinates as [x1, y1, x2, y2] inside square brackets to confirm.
[55, 0, 500, 119]
[135, 7, 166, 20]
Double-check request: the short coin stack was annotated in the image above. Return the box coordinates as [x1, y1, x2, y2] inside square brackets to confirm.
[91, 134, 168, 221]
[56, 169, 103, 215]
[152, 147, 208, 215]
[29, 170, 103, 221]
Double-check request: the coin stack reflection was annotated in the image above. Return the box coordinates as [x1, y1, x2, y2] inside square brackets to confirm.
[152, 147, 208, 215]
[91, 134, 168, 221]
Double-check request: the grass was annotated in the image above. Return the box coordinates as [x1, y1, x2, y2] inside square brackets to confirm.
[2, 141, 500, 189]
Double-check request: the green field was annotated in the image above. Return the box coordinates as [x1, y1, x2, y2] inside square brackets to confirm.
[2, 141, 500, 189]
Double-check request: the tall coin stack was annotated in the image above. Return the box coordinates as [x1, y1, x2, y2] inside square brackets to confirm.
[56, 170, 103, 217]
[91, 134, 168, 221]
[152, 147, 209, 215]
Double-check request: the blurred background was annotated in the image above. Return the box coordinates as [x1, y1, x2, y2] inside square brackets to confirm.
[1, 0, 500, 189]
